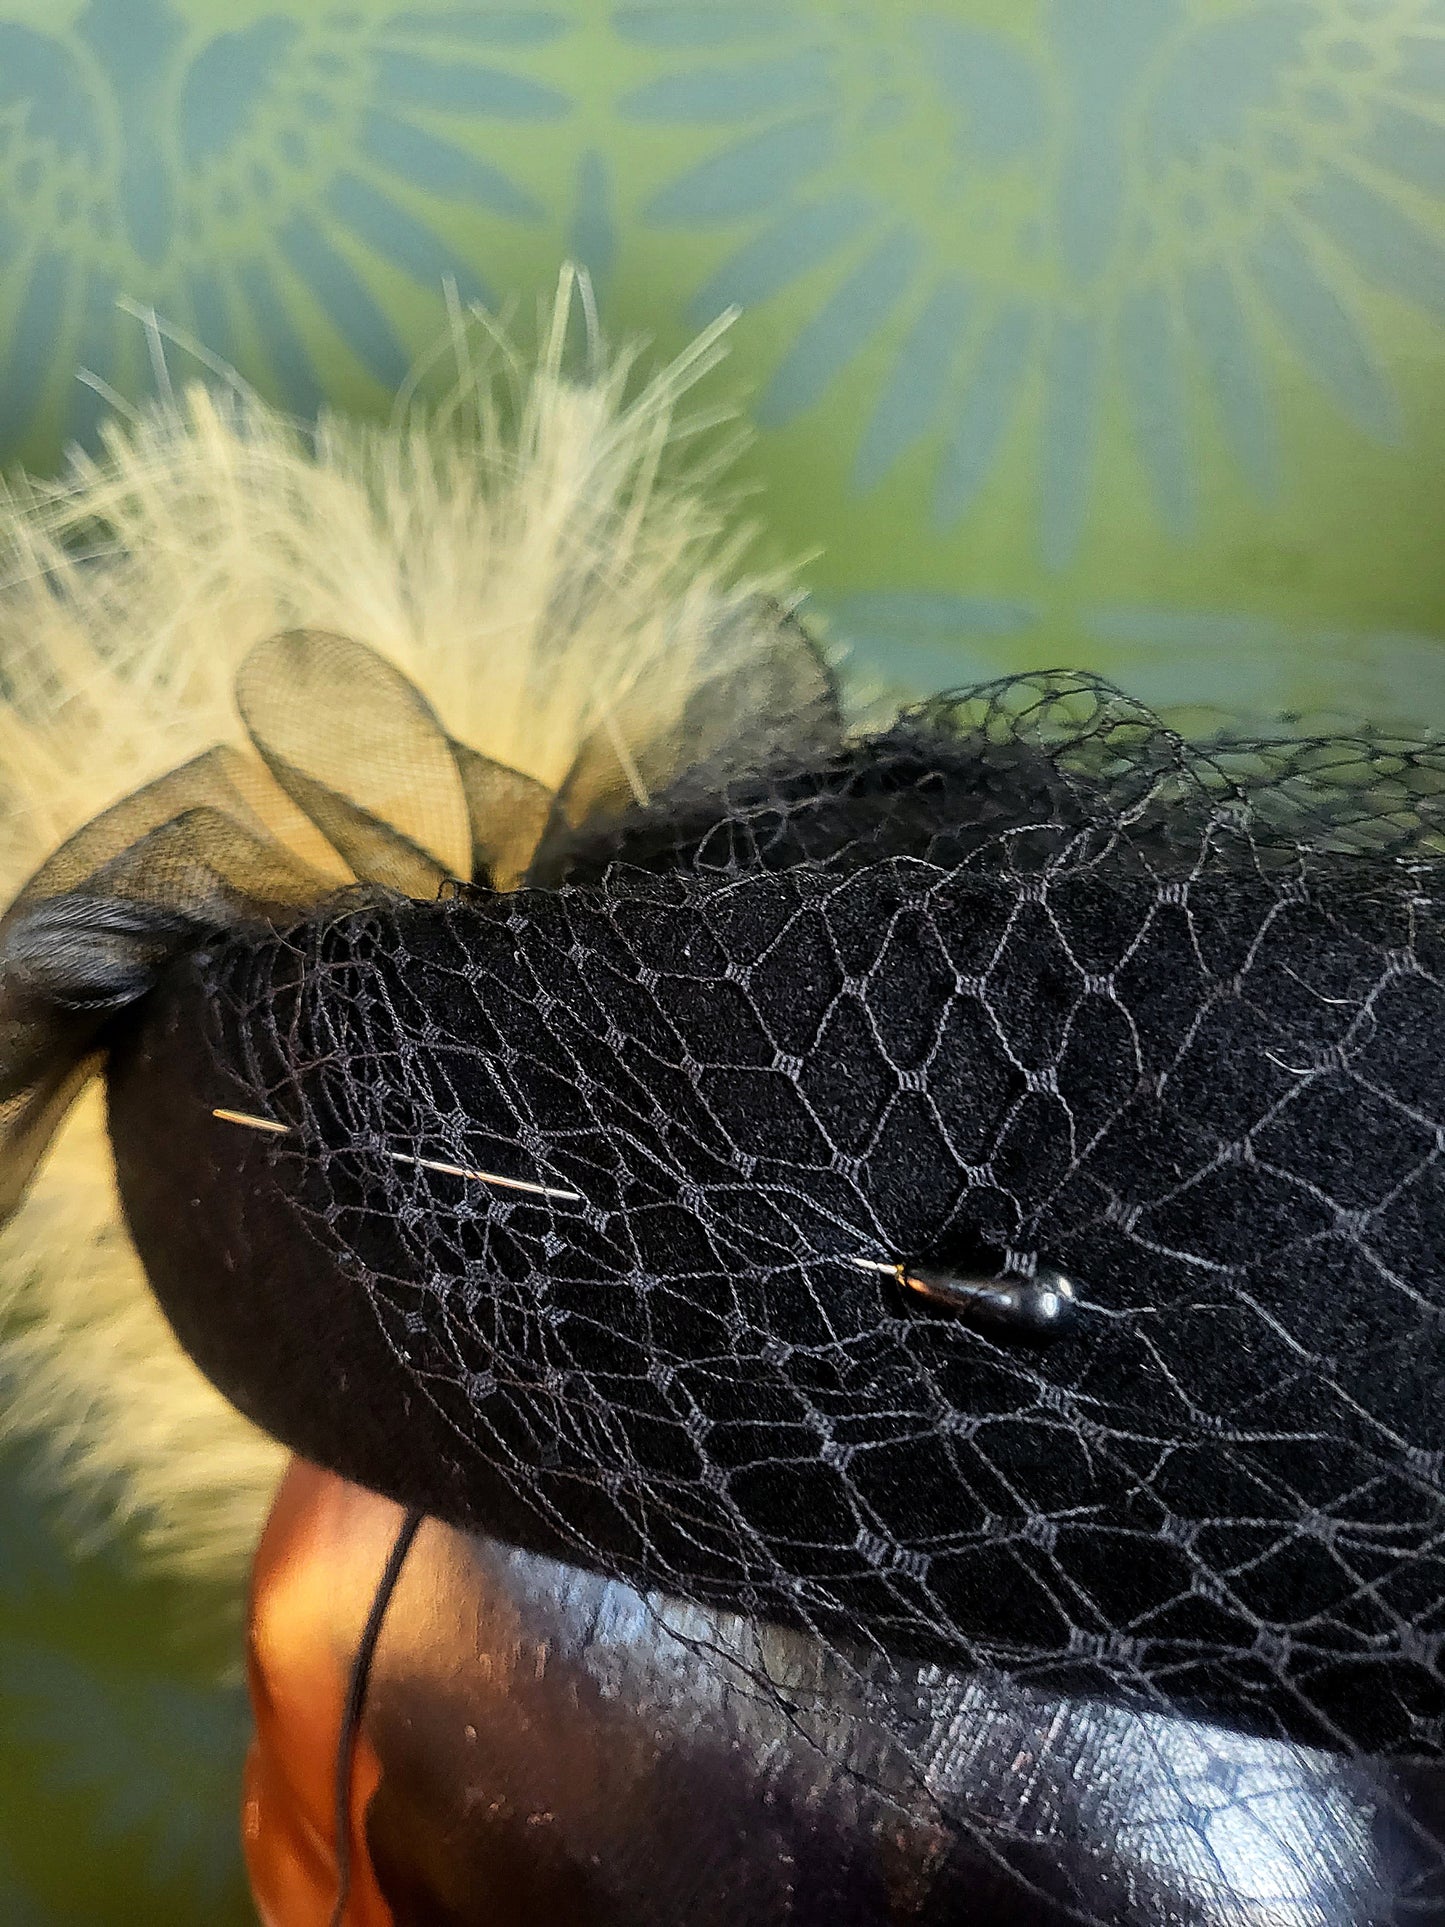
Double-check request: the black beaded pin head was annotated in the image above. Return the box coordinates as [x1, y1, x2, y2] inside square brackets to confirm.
[215, 1112, 1078, 1341]
[853, 1256, 1079, 1339]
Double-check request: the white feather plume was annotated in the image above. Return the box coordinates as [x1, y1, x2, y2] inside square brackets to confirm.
[0, 270, 799, 1590]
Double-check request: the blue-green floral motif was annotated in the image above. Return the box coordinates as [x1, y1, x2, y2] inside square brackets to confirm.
[0, 0, 572, 446]
[624, 0, 1445, 568]
[0, 6, 1443, 1918]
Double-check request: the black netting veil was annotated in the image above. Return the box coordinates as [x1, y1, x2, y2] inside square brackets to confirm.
[5, 643, 1445, 1913]
[95, 668, 1445, 1754]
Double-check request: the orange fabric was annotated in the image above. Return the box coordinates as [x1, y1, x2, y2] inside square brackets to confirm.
[242, 1458, 399, 1927]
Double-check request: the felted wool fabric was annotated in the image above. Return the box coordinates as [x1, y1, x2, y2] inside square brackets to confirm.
[99, 676, 1445, 1760]
[0, 283, 1444, 1916]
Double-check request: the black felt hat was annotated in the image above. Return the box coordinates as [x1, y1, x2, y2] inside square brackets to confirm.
[5, 615, 1445, 1763]
[2, 296, 1444, 1825]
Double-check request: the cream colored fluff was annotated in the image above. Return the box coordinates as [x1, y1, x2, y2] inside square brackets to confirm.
[0, 270, 799, 1589]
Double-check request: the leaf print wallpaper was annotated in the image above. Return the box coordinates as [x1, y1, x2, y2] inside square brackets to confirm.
[0, 2, 1442, 1917]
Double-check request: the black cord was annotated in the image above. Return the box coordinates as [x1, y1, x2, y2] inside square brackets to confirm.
[329, 1504, 424, 1927]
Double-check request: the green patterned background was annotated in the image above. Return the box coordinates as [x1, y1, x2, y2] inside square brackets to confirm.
[1, 1, 1444, 1917]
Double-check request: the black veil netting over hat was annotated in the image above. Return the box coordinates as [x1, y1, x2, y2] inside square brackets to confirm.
[5, 623, 1445, 1901]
